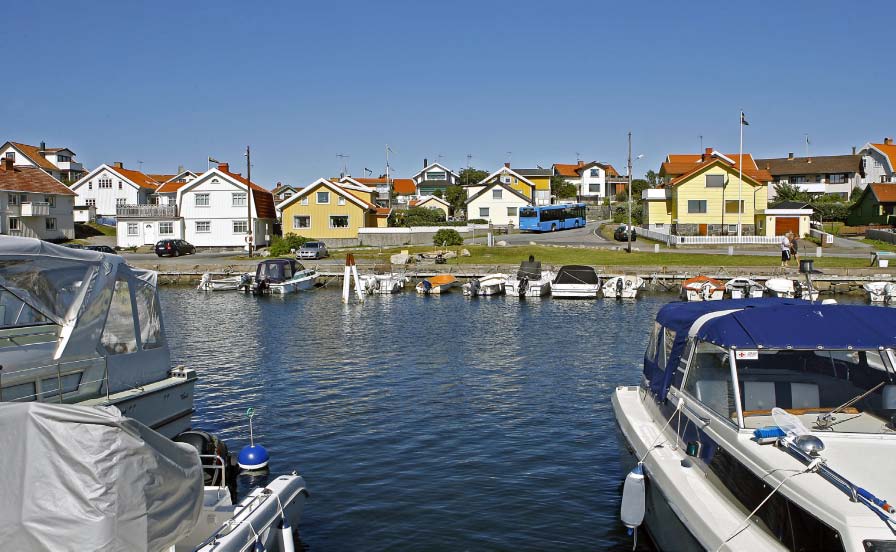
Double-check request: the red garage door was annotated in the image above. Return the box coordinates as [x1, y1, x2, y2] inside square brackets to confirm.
[775, 217, 799, 236]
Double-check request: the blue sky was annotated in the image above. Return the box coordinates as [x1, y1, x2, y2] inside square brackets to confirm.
[4, 1, 895, 187]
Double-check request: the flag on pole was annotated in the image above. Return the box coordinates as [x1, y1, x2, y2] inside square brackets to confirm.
[740, 112, 749, 126]
[364, 167, 372, 175]
[208, 156, 220, 164]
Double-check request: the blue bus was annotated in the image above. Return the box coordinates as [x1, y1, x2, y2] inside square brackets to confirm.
[518, 203, 586, 232]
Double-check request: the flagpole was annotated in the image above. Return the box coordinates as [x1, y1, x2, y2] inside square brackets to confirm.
[738, 111, 744, 238]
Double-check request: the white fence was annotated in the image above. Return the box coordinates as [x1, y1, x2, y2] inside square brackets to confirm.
[809, 228, 835, 245]
[637, 227, 780, 246]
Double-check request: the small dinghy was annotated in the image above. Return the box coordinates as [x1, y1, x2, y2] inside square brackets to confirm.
[416, 274, 458, 294]
[251, 259, 319, 294]
[551, 265, 601, 298]
[602, 275, 644, 299]
[725, 277, 765, 299]
[463, 273, 508, 296]
[505, 257, 554, 297]
[680, 275, 725, 301]
[360, 273, 407, 294]
[863, 281, 896, 303]
[197, 272, 252, 292]
[765, 277, 818, 301]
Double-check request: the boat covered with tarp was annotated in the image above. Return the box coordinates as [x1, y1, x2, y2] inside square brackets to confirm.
[551, 265, 601, 298]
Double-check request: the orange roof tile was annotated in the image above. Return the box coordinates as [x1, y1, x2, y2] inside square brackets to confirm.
[8, 142, 58, 171]
[0, 163, 75, 195]
[554, 161, 619, 177]
[155, 180, 189, 194]
[393, 178, 416, 195]
[660, 150, 770, 185]
[870, 183, 896, 203]
[147, 174, 176, 183]
[871, 143, 896, 172]
[108, 166, 162, 190]
[553, 163, 582, 177]
[215, 164, 277, 219]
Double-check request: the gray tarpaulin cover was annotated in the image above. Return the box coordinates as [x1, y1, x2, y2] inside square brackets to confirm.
[0, 402, 202, 552]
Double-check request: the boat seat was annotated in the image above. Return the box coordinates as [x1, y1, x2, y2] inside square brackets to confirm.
[743, 382, 776, 411]
[790, 383, 820, 409]
[694, 380, 729, 415]
[741, 381, 820, 411]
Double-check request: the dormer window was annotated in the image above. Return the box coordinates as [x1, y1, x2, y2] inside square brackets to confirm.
[5, 152, 13, 160]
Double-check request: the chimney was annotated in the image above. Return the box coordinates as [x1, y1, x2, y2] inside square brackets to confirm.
[2, 157, 13, 171]
[177, 164, 184, 173]
[885, 137, 893, 146]
[217, 163, 229, 173]
[113, 161, 124, 169]
[39, 141, 47, 156]
[852, 146, 856, 155]
[577, 160, 584, 167]
[423, 158, 428, 168]
[504, 162, 511, 168]
[788, 152, 794, 160]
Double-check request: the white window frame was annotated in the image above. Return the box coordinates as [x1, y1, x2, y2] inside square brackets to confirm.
[85, 198, 96, 207]
[195, 221, 211, 233]
[479, 207, 489, 217]
[232, 220, 249, 234]
[44, 195, 55, 208]
[8, 217, 19, 231]
[293, 215, 310, 229]
[232, 192, 247, 207]
[158, 221, 174, 235]
[8, 193, 18, 206]
[317, 191, 330, 204]
[195, 193, 210, 207]
[493, 189, 503, 199]
[116, 198, 126, 206]
[127, 223, 139, 236]
[329, 215, 349, 228]
[337, 196, 346, 206]
[507, 206, 517, 217]
[300, 197, 309, 206]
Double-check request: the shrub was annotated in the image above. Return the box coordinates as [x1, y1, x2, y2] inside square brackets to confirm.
[269, 233, 311, 256]
[612, 203, 643, 224]
[433, 228, 463, 246]
[389, 207, 448, 227]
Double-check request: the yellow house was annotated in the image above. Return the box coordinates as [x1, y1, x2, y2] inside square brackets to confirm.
[276, 178, 390, 241]
[645, 148, 773, 236]
[476, 164, 551, 205]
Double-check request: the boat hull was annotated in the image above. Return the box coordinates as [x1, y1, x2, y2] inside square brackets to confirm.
[681, 288, 725, 301]
[602, 277, 643, 299]
[360, 275, 405, 294]
[863, 282, 896, 303]
[550, 284, 601, 298]
[728, 288, 764, 299]
[268, 273, 319, 294]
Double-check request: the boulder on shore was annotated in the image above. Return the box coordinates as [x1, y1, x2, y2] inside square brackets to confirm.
[496, 240, 508, 247]
[391, 253, 411, 265]
[460, 248, 471, 257]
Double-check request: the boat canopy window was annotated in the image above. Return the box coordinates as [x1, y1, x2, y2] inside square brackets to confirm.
[683, 341, 736, 422]
[0, 258, 90, 329]
[645, 322, 661, 364]
[258, 261, 292, 281]
[0, 286, 51, 328]
[517, 260, 541, 279]
[101, 277, 138, 355]
[554, 266, 599, 285]
[735, 348, 896, 434]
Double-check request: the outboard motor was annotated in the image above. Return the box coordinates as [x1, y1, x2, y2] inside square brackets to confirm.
[422, 279, 433, 294]
[701, 282, 713, 301]
[174, 430, 238, 499]
[616, 277, 624, 297]
[252, 278, 269, 295]
[469, 278, 481, 296]
[794, 280, 804, 299]
[518, 276, 529, 297]
[239, 273, 252, 292]
[886, 282, 896, 304]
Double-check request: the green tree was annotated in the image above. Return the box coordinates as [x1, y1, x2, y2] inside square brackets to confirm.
[444, 185, 467, 215]
[550, 174, 578, 199]
[614, 179, 650, 202]
[458, 167, 489, 187]
[433, 189, 443, 199]
[773, 182, 812, 203]
[433, 228, 463, 246]
[645, 170, 658, 187]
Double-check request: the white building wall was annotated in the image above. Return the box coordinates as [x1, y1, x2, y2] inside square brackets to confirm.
[178, 174, 273, 247]
[0, 191, 74, 239]
[72, 167, 146, 217]
[0, 145, 37, 167]
[862, 149, 894, 186]
[466, 187, 530, 225]
[580, 167, 606, 198]
[117, 219, 184, 248]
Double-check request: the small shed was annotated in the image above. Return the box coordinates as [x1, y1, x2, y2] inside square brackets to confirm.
[759, 201, 813, 237]
[73, 205, 96, 223]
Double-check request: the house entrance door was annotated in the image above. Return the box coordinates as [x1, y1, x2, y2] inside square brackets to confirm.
[144, 223, 156, 245]
[698, 224, 708, 236]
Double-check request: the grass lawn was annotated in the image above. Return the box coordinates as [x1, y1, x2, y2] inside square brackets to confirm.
[327, 244, 869, 269]
[74, 222, 116, 238]
[861, 239, 896, 252]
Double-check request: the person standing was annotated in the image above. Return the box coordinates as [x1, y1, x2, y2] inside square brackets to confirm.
[780, 232, 792, 268]
[790, 234, 800, 264]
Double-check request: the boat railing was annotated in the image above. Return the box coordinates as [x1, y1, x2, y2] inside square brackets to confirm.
[196, 487, 278, 550]
[198, 453, 229, 492]
[0, 358, 109, 404]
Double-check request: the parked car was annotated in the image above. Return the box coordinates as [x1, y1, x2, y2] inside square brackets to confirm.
[155, 239, 196, 257]
[86, 245, 117, 254]
[613, 225, 637, 242]
[297, 241, 328, 259]
[61, 243, 85, 249]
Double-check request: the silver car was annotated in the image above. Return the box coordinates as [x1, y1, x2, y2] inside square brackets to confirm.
[297, 241, 328, 259]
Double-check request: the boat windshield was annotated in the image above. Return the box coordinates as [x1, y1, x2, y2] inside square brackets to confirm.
[0, 285, 52, 328]
[683, 340, 896, 434]
[258, 262, 292, 281]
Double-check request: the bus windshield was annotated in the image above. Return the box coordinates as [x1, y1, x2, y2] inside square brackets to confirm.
[519, 208, 537, 218]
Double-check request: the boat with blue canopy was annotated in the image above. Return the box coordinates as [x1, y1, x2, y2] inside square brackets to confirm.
[613, 298, 896, 551]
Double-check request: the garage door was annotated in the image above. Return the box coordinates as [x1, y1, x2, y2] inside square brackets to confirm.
[775, 217, 799, 236]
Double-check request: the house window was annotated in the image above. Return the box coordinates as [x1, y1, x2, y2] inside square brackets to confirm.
[317, 191, 330, 204]
[44, 195, 55, 207]
[293, 215, 310, 229]
[589, 183, 601, 193]
[159, 222, 174, 235]
[4, 152, 12, 160]
[232, 192, 247, 207]
[590, 169, 600, 177]
[493, 189, 503, 199]
[687, 200, 707, 213]
[86, 199, 96, 207]
[8, 217, 19, 231]
[116, 198, 126, 206]
[338, 196, 346, 206]
[88, 182, 92, 190]
[300, 197, 308, 205]
[829, 174, 846, 184]
[8, 193, 18, 206]
[127, 223, 138, 236]
[728, 224, 739, 234]
[329, 215, 349, 228]
[45, 217, 56, 231]
[233, 220, 248, 234]
[195, 221, 211, 233]
[426, 171, 447, 181]
[791, 176, 808, 184]
[479, 207, 490, 217]
[57, 154, 71, 163]
[725, 200, 744, 214]
[195, 193, 210, 207]
[118, 181, 123, 190]
[705, 175, 725, 188]
[501, 176, 511, 184]
[98, 177, 112, 189]
[507, 207, 517, 217]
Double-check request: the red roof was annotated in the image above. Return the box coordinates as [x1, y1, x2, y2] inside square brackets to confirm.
[0, 163, 75, 195]
[155, 180, 189, 194]
[7, 142, 59, 171]
[871, 142, 896, 172]
[554, 161, 620, 178]
[215, 163, 277, 219]
[660, 149, 771, 185]
[553, 163, 582, 177]
[109, 166, 162, 190]
[393, 178, 416, 195]
[869, 183, 896, 203]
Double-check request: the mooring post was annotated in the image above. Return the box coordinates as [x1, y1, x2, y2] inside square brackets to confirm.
[342, 254, 352, 303]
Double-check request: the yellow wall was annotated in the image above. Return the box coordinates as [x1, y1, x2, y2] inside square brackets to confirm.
[482, 175, 533, 199]
[644, 199, 673, 225]
[528, 175, 550, 192]
[416, 198, 449, 216]
[759, 215, 811, 238]
[671, 165, 767, 226]
[345, 188, 377, 204]
[280, 183, 370, 239]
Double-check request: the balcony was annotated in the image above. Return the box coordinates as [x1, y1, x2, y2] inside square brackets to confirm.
[20, 202, 50, 217]
[116, 204, 178, 218]
[55, 160, 83, 172]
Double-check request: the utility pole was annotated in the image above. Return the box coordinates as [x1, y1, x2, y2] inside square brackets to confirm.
[466, 153, 472, 168]
[627, 132, 633, 254]
[246, 146, 254, 257]
[385, 145, 392, 209]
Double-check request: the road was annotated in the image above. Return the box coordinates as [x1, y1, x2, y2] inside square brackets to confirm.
[467, 221, 614, 247]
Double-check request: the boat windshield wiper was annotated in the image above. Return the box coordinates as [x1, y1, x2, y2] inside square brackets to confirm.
[815, 381, 885, 430]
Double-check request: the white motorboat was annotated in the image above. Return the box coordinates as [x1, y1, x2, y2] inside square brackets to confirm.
[725, 277, 765, 299]
[360, 273, 408, 294]
[251, 259, 319, 294]
[415, 274, 458, 294]
[602, 275, 644, 299]
[680, 275, 725, 301]
[0, 237, 196, 438]
[0, 402, 307, 552]
[505, 257, 553, 297]
[765, 277, 819, 301]
[197, 272, 252, 291]
[551, 265, 601, 298]
[463, 273, 508, 296]
[614, 299, 896, 551]
[863, 281, 896, 303]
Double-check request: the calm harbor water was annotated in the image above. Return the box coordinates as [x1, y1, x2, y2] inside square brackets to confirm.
[160, 287, 672, 550]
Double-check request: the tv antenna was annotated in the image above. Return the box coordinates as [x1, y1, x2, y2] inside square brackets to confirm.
[337, 153, 350, 177]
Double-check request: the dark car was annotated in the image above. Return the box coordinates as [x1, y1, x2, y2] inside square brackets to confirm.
[61, 243, 86, 249]
[155, 239, 196, 257]
[86, 245, 117, 254]
[613, 225, 637, 242]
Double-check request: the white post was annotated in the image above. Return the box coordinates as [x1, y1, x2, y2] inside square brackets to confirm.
[738, 111, 744, 238]
[351, 263, 364, 302]
[728, 245, 734, 256]
[816, 246, 823, 258]
[342, 263, 351, 303]
[654, 243, 659, 253]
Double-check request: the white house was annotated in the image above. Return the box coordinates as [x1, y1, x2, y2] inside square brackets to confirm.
[858, 138, 896, 185]
[116, 163, 276, 249]
[71, 162, 160, 217]
[553, 160, 620, 199]
[0, 141, 87, 183]
[464, 181, 532, 226]
[0, 157, 76, 240]
[412, 162, 459, 196]
[152, 170, 199, 206]
[409, 195, 450, 217]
